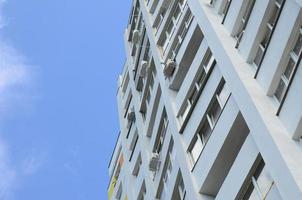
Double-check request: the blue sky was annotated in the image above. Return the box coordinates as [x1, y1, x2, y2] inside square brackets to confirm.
[0, 0, 131, 199]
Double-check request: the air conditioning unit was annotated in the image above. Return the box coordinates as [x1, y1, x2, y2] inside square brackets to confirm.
[127, 111, 136, 123]
[149, 153, 161, 171]
[139, 60, 149, 78]
[132, 30, 140, 44]
[163, 59, 177, 77]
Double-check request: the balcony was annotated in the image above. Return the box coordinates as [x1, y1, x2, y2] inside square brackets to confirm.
[155, 0, 187, 45]
[153, 138, 176, 191]
[141, 85, 162, 137]
[215, 134, 260, 200]
[191, 97, 249, 197]
[147, 0, 160, 14]
[152, 0, 173, 32]
[133, 170, 145, 198]
[166, 21, 203, 91]
[134, 45, 152, 92]
[127, 0, 141, 42]
[174, 40, 208, 115]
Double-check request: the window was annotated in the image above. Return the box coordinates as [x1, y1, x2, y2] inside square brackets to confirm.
[189, 134, 203, 164]
[138, 182, 146, 200]
[129, 133, 139, 161]
[154, 110, 168, 154]
[149, 71, 154, 90]
[217, 82, 231, 107]
[155, 9, 167, 33]
[163, 156, 172, 183]
[235, 0, 255, 48]
[146, 89, 151, 104]
[179, 49, 215, 126]
[166, 172, 186, 200]
[163, 147, 174, 185]
[221, 0, 232, 24]
[188, 80, 230, 166]
[188, 120, 212, 165]
[253, 0, 284, 73]
[207, 100, 221, 127]
[274, 27, 302, 103]
[140, 65, 157, 120]
[178, 177, 187, 200]
[128, 2, 140, 41]
[203, 50, 215, 72]
[222, 0, 232, 16]
[124, 94, 133, 118]
[133, 154, 142, 176]
[207, 80, 230, 128]
[143, 40, 151, 62]
[116, 183, 123, 200]
[169, 11, 194, 60]
[162, 0, 187, 53]
[242, 159, 275, 200]
[145, 67, 156, 104]
[157, 140, 175, 200]
[254, 46, 265, 67]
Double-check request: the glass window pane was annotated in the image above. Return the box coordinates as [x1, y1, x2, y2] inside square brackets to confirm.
[180, 101, 191, 122]
[293, 34, 302, 56]
[196, 69, 206, 87]
[198, 120, 211, 144]
[261, 26, 271, 48]
[236, 21, 245, 38]
[283, 58, 295, 79]
[243, 0, 255, 20]
[254, 47, 264, 66]
[242, 181, 261, 200]
[146, 89, 151, 103]
[178, 177, 186, 200]
[167, 22, 174, 34]
[274, 79, 286, 102]
[257, 166, 274, 197]
[218, 83, 230, 106]
[208, 99, 222, 126]
[149, 74, 154, 89]
[167, 159, 172, 172]
[190, 135, 203, 164]
[204, 51, 212, 66]
[203, 50, 214, 72]
[173, 6, 181, 21]
[248, 188, 260, 200]
[189, 87, 199, 104]
[268, 4, 279, 26]
[222, 0, 231, 16]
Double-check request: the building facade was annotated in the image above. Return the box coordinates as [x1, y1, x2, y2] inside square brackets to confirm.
[108, 0, 302, 199]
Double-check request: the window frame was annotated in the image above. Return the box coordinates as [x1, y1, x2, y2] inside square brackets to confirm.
[188, 79, 231, 169]
[275, 27, 302, 115]
[254, 0, 285, 78]
[221, 0, 232, 24]
[178, 49, 215, 132]
[161, 0, 187, 54]
[241, 157, 275, 200]
[235, 0, 256, 48]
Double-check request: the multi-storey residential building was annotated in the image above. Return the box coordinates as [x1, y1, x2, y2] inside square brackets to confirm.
[108, 0, 302, 199]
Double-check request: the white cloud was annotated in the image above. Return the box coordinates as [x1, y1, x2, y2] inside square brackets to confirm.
[0, 1, 41, 199]
[0, 43, 28, 90]
[0, 41, 32, 119]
